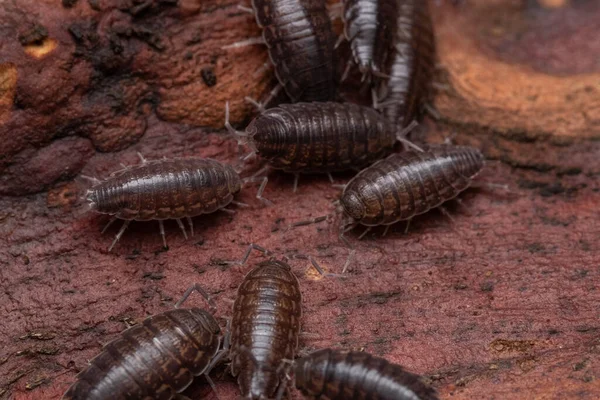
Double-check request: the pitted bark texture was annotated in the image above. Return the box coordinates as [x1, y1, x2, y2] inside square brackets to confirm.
[1, 0, 599, 399]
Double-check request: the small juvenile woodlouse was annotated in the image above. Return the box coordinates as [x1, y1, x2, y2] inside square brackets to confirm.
[62, 285, 223, 400]
[375, 0, 436, 128]
[289, 349, 439, 400]
[228, 247, 302, 399]
[225, 0, 338, 103]
[340, 144, 484, 238]
[226, 101, 418, 192]
[341, 0, 400, 80]
[84, 155, 244, 251]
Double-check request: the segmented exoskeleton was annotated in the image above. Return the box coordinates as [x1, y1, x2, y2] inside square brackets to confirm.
[340, 144, 484, 236]
[341, 0, 400, 80]
[62, 285, 223, 400]
[375, 0, 436, 127]
[229, 259, 302, 399]
[291, 349, 439, 400]
[226, 0, 338, 104]
[84, 156, 243, 251]
[225, 101, 418, 192]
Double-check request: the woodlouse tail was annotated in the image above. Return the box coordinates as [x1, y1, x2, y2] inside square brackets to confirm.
[73, 174, 100, 217]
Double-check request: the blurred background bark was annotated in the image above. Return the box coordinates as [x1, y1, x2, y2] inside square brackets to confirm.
[0, 0, 599, 399]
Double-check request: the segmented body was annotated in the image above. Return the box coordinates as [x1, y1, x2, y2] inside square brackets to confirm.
[294, 349, 439, 400]
[87, 158, 242, 220]
[341, 145, 484, 226]
[62, 309, 221, 400]
[230, 260, 302, 399]
[342, 0, 399, 76]
[377, 0, 435, 127]
[252, 0, 338, 102]
[244, 102, 396, 173]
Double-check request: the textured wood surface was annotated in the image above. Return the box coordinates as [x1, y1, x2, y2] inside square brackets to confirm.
[1, 0, 599, 399]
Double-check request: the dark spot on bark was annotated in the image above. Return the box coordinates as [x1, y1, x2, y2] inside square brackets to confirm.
[201, 67, 217, 87]
[481, 281, 494, 292]
[527, 242, 545, 253]
[184, 51, 193, 60]
[548, 328, 559, 335]
[557, 167, 582, 177]
[573, 359, 589, 371]
[540, 182, 565, 197]
[454, 283, 468, 290]
[62, 0, 79, 8]
[187, 31, 202, 45]
[18, 24, 48, 46]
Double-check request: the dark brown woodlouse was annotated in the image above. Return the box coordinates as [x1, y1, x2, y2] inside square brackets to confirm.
[340, 144, 484, 238]
[341, 0, 400, 80]
[62, 285, 223, 400]
[375, 0, 436, 128]
[226, 101, 418, 192]
[289, 349, 439, 400]
[225, 0, 338, 103]
[229, 256, 302, 399]
[84, 156, 244, 251]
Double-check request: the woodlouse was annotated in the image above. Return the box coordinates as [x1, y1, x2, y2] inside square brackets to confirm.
[226, 101, 418, 192]
[340, 144, 484, 237]
[375, 0, 435, 127]
[84, 155, 244, 251]
[290, 349, 439, 400]
[225, 0, 338, 103]
[341, 0, 400, 80]
[62, 285, 223, 400]
[229, 253, 302, 399]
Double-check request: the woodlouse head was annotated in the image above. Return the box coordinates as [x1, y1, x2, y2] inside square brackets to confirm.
[340, 191, 366, 222]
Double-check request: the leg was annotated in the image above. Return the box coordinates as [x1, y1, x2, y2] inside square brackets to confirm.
[101, 216, 118, 234]
[404, 218, 412, 234]
[237, 4, 254, 13]
[396, 121, 423, 152]
[327, 172, 335, 184]
[231, 200, 250, 208]
[80, 174, 102, 185]
[243, 174, 273, 206]
[224, 101, 249, 145]
[382, 225, 391, 237]
[255, 176, 272, 205]
[438, 206, 455, 223]
[259, 83, 283, 109]
[186, 216, 194, 237]
[158, 220, 167, 248]
[358, 226, 372, 240]
[340, 57, 353, 82]
[175, 218, 188, 240]
[291, 215, 329, 228]
[424, 103, 441, 120]
[292, 173, 300, 193]
[222, 243, 273, 266]
[222, 36, 265, 50]
[244, 96, 266, 113]
[136, 152, 147, 164]
[175, 283, 216, 312]
[108, 220, 131, 252]
[342, 249, 356, 273]
[221, 208, 236, 215]
[291, 254, 344, 278]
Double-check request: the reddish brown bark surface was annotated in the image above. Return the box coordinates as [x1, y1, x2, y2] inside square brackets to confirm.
[1, 0, 599, 399]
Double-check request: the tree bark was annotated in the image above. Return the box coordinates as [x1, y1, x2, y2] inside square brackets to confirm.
[1, 0, 599, 399]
